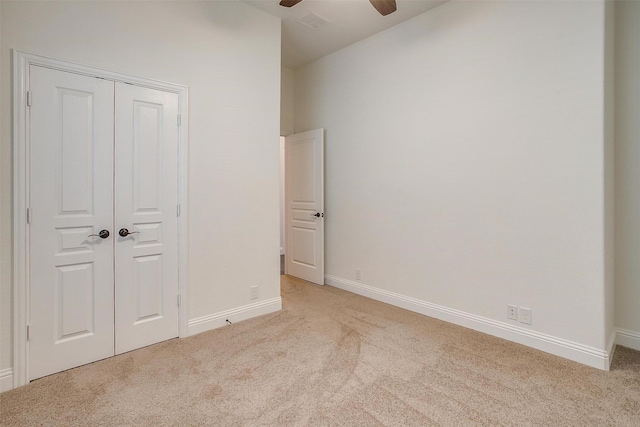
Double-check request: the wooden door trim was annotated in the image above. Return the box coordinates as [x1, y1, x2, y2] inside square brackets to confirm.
[12, 50, 190, 388]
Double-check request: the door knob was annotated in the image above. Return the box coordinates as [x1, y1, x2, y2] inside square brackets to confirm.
[311, 212, 324, 218]
[88, 229, 110, 239]
[118, 228, 140, 237]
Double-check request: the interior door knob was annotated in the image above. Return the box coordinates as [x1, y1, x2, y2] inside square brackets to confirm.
[88, 229, 110, 239]
[118, 228, 140, 237]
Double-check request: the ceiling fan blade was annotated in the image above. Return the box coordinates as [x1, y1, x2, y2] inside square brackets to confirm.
[279, 0, 303, 7]
[369, 0, 397, 16]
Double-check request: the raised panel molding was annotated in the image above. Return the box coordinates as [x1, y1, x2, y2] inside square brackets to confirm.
[133, 101, 163, 213]
[325, 274, 615, 371]
[291, 228, 316, 266]
[133, 222, 162, 248]
[133, 254, 163, 322]
[291, 140, 315, 203]
[56, 263, 95, 341]
[58, 88, 95, 215]
[56, 226, 94, 255]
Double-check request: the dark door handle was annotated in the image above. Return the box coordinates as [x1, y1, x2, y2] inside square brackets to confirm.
[118, 228, 140, 237]
[311, 212, 324, 218]
[88, 229, 110, 239]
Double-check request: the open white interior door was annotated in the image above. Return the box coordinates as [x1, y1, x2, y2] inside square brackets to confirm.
[285, 129, 324, 285]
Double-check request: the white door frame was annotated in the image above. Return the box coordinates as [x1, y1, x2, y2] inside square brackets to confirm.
[12, 50, 190, 388]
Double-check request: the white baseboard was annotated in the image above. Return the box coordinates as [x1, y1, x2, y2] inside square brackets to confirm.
[325, 275, 613, 371]
[188, 297, 282, 337]
[616, 328, 640, 352]
[0, 368, 13, 393]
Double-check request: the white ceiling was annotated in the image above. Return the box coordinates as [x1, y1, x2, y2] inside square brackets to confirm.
[244, 0, 448, 69]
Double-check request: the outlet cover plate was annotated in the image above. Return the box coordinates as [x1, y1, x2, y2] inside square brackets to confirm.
[508, 305, 518, 321]
[519, 307, 532, 325]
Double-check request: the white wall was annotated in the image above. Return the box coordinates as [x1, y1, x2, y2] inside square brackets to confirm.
[281, 67, 295, 136]
[0, 1, 282, 377]
[295, 0, 613, 367]
[615, 0, 640, 349]
[603, 0, 616, 355]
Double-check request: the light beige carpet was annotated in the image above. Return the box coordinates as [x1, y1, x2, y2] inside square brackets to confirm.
[1, 275, 639, 426]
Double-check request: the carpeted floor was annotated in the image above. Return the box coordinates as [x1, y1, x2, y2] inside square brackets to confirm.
[1, 275, 640, 426]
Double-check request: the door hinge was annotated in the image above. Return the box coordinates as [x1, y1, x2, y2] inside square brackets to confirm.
[27, 91, 32, 107]
[27, 324, 31, 341]
[26, 207, 32, 224]
[177, 294, 181, 308]
[177, 114, 181, 127]
[177, 204, 181, 217]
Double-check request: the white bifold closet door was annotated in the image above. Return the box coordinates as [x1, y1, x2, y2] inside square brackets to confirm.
[28, 65, 179, 380]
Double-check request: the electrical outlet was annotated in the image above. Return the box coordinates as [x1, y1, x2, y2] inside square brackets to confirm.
[250, 286, 259, 300]
[508, 305, 518, 321]
[519, 307, 532, 325]
[355, 269, 362, 281]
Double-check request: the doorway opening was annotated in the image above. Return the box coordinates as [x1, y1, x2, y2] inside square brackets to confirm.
[280, 136, 286, 275]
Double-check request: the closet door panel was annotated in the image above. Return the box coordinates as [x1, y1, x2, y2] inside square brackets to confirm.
[115, 83, 179, 354]
[28, 66, 115, 380]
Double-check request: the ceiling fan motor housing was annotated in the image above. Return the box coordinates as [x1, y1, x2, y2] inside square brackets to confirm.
[279, 0, 397, 17]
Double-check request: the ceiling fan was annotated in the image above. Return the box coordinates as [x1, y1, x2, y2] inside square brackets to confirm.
[279, 0, 397, 17]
